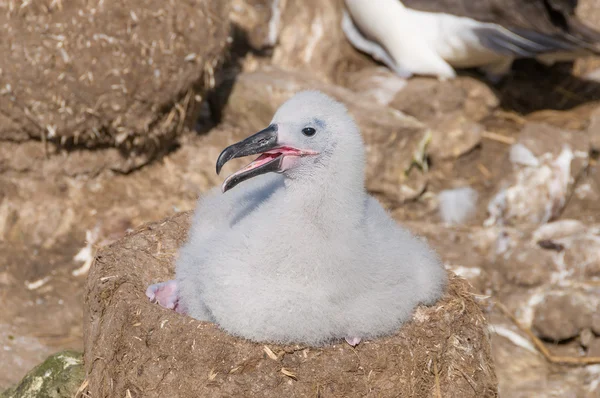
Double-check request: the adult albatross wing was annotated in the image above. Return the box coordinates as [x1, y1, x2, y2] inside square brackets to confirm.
[402, 0, 600, 56]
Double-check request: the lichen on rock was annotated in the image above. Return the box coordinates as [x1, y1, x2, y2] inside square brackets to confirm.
[1, 350, 84, 398]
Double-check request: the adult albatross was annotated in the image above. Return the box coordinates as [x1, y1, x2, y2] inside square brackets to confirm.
[343, 0, 600, 79]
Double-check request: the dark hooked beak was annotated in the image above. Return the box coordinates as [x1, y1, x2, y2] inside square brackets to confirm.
[215, 125, 282, 193]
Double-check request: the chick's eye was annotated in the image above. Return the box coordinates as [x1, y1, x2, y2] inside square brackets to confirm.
[302, 127, 316, 137]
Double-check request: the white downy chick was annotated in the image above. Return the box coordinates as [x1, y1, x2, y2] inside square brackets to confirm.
[147, 91, 447, 346]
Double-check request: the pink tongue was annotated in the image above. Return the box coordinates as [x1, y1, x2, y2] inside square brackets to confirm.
[234, 147, 303, 175]
[249, 153, 277, 168]
[235, 153, 279, 174]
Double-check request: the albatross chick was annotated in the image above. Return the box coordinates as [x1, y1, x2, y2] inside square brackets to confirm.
[146, 91, 447, 346]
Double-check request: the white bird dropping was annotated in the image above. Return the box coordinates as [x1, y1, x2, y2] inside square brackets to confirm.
[147, 91, 448, 346]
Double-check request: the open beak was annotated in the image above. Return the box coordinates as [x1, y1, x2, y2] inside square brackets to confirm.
[216, 125, 317, 193]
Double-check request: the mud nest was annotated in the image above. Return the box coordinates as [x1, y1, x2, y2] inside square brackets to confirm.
[84, 211, 497, 397]
[0, 0, 230, 160]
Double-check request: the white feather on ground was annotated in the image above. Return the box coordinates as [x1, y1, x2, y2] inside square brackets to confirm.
[438, 187, 478, 225]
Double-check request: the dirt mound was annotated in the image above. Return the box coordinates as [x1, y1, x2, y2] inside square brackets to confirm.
[0, 0, 230, 169]
[83, 212, 497, 397]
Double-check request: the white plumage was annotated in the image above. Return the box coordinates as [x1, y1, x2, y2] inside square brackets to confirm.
[344, 0, 494, 79]
[343, 0, 600, 80]
[147, 91, 447, 346]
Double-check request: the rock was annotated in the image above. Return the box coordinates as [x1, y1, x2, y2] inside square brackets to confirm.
[343, 67, 407, 106]
[560, 163, 600, 224]
[218, 66, 432, 204]
[532, 292, 594, 342]
[428, 115, 483, 161]
[0, 0, 231, 171]
[83, 212, 498, 397]
[588, 338, 600, 357]
[562, 235, 600, 278]
[417, 220, 600, 292]
[388, 77, 498, 123]
[0, 140, 136, 177]
[490, 328, 551, 398]
[587, 107, 600, 152]
[490, 324, 598, 398]
[379, 76, 493, 164]
[529, 220, 600, 281]
[499, 247, 555, 288]
[230, 0, 277, 51]
[0, 298, 82, 391]
[1, 350, 84, 398]
[580, 328, 594, 348]
[485, 123, 590, 227]
[532, 220, 588, 242]
[271, 0, 370, 83]
[592, 313, 600, 336]
[574, 0, 600, 80]
[517, 123, 590, 178]
[0, 125, 225, 247]
[429, 219, 600, 291]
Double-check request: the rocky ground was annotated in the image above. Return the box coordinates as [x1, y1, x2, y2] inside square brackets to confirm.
[2, 0, 600, 396]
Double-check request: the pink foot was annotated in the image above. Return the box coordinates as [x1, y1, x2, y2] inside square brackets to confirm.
[345, 337, 362, 347]
[146, 280, 186, 314]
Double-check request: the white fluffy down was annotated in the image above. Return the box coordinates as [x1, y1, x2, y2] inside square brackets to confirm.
[438, 187, 479, 225]
[176, 91, 448, 345]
